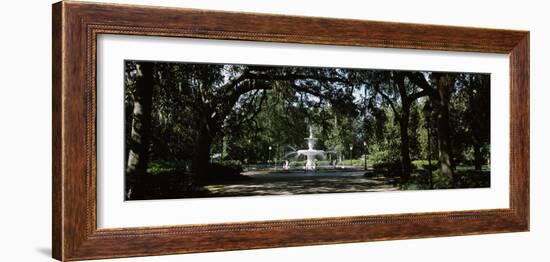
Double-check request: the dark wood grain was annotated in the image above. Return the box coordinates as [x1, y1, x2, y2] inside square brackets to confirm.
[509, 34, 530, 227]
[52, 2, 63, 260]
[52, 1, 530, 261]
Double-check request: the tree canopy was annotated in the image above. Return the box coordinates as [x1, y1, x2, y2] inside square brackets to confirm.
[124, 61, 490, 194]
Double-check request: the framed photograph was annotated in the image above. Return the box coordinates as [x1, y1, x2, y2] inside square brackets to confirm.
[52, 1, 529, 261]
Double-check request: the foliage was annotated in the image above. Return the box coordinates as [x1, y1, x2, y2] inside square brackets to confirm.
[124, 60, 491, 193]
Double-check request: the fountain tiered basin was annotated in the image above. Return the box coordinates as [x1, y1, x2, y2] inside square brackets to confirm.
[296, 128, 325, 170]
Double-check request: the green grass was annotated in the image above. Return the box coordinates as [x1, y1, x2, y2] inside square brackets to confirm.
[401, 163, 491, 190]
[146, 163, 177, 175]
[285, 159, 366, 167]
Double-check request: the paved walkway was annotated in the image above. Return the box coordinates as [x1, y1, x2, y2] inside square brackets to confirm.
[205, 170, 399, 197]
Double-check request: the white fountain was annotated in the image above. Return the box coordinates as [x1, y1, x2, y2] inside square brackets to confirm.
[296, 127, 325, 170]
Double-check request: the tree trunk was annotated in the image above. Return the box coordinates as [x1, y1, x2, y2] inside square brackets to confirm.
[398, 109, 412, 182]
[191, 123, 214, 180]
[473, 140, 483, 172]
[393, 73, 414, 182]
[126, 63, 154, 175]
[433, 73, 455, 184]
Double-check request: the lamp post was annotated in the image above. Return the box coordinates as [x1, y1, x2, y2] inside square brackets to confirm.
[363, 141, 368, 171]
[363, 83, 368, 171]
[423, 102, 433, 189]
[246, 139, 251, 171]
[349, 144, 353, 167]
[268, 146, 272, 167]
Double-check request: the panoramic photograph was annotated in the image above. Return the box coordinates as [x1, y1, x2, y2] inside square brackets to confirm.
[124, 60, 490, 200]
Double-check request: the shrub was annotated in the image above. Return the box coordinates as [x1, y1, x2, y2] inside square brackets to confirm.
[368, 149, 401, 166]
[431, 170, 453, 189]
[372, 161, 402, 177]
[411, 159, 438, 171]
[208, 162, 243, 176]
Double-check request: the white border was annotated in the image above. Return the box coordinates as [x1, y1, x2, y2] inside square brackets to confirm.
[97, 34, 509, 229]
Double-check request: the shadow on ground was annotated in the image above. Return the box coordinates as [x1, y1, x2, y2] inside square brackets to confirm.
[36, 247, 51, 258]
[205, 170, 399, 197]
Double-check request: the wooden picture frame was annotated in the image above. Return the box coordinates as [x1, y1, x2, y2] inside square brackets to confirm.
[52, 1, 529, 261]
